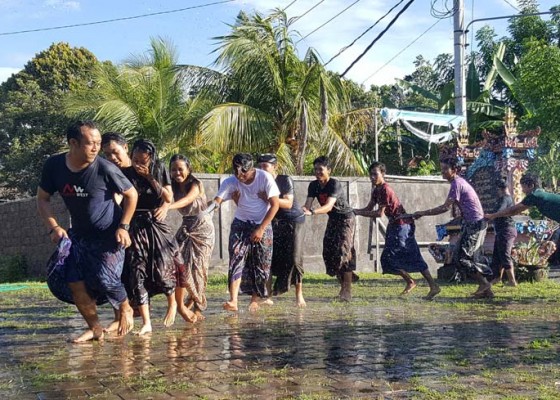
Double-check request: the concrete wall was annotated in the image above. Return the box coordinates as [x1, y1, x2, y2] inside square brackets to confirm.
[0, 174, 452, 278]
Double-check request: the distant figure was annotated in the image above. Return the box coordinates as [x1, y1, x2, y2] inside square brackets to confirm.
[489, 178, 518, 287]
[354, 162, 440, 299]
[413, 158, 494, 299]
[169, 154, 215, 321]
[203, 153, 280, 312]
[302, 156, 357, 302]
[257, 153, 306, 308]
[37, 121, 137, 342]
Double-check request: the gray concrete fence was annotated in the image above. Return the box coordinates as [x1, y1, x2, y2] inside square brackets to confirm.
[0, 174, 452, 279]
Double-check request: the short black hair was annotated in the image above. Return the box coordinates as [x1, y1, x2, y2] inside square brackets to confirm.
[369, 161, 386, 174]
[496, 177, 508, 189]
[313, 156, 331, 169]
[520, 173, 541, 189]
[440, 157, 461, 171]
[232, 153, 254, 173]
[257, 153, 277, 164]
[66, 120, 98, 143]
[131, 139, 157, 159]
[101, 132, 127, 147]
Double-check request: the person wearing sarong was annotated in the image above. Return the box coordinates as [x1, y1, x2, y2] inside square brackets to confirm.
[37, 120, 137, 342]
[123, 139, 184, 335]
[488, 178, 518, 287]
[414, 158, 494, 298]
[257, 153, 306, 307]
[203, 153, 280, 312]
[354, 162, 440, 300]
[303, 156, 357, 302]
[168, 154, 215, 321]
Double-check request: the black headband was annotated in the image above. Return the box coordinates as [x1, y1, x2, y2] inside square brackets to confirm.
[257, 153, 277, 164]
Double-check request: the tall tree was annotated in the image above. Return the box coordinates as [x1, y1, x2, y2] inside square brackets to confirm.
[0, 42, 99, 198]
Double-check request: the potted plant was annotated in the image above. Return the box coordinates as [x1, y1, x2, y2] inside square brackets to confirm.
[512, 237, 557, 282]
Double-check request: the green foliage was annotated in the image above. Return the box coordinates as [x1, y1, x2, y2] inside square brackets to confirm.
[407, 159, 438, 176]
[532, 142, 560, 191]
[0, 255, 28, 283]
[0, 42, 100, 199]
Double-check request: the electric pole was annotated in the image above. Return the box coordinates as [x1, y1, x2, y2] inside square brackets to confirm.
[453, 0, 466, 119]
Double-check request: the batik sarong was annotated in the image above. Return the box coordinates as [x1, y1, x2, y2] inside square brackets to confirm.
[126, 211, 179, 306]
[228, 218, 273, 298]
[381, 222, 428, 274]
[490, 224, 517, 273]
[323, 213, 357, 280]
[270, 219, 305, 295]
[46, 231, 127, 308]
[454, 219, 493, 277]
[175, 215, 215, 311]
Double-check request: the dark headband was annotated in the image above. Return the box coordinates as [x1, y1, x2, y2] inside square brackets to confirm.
[257, 153, 277, 164]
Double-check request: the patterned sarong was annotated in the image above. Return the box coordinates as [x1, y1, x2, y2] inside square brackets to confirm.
[323, 213, 357, 280]
[228, 218, 273, 297]
[175, 215, 215, 311]
[270, 219, 304, 295]
[454, 219, 493, 277]
[126, 211, 179, 306]
[46, 231, 127, 308]
[381, 223, 428, 274]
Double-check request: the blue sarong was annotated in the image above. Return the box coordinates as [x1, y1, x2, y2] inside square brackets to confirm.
[381, 223, 428, 274]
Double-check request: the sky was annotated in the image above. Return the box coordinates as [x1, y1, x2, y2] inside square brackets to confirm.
[0, 0, 558, 86]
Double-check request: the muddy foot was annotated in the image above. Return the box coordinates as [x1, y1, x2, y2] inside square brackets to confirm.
[163, 305, 177, 328]
[118, 307, 134, 337]
[71, 326, 104, 343]
[178, 306, 197, 323]
[136, 323, 152, 336]
[223, 301, 238, 312]
[401, 281, 417, 295]
[423, 286, 441, 301]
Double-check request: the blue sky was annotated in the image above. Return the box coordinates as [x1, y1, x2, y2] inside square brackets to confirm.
[0, 0, 558, 86]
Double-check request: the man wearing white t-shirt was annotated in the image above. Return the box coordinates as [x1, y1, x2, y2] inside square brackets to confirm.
[207, 153, 280, 312]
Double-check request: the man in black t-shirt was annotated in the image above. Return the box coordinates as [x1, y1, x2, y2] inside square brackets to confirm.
[37, 120, 138, 343]
[258, 154, 306, 307]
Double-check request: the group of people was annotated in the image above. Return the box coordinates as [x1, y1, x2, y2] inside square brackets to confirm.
[37, 120, 560, 343]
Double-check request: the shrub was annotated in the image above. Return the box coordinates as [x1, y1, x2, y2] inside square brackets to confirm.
[0, 255, 28, 283]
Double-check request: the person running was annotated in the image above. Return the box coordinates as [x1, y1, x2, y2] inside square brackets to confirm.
[257, 153, 306, 308]
[38, 120, 137, 342]
[413, 158, 494, 298]
[303, 156, 357, 302]
[202, 153, 280, 312]
[488, 178, 518, 286]
[123, 139, 187, 335]
[354, 162, 440, 299]
[168, 154, 215, 321]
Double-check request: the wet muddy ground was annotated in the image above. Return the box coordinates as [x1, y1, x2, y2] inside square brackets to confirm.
[1, 274, 560, 399]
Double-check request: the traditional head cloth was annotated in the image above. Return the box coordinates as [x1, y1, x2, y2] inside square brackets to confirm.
[257, 153, 277, 164]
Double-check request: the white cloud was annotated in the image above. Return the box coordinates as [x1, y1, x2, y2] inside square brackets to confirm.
[0, 67, 21, 83]
[44, 0, 80, 10]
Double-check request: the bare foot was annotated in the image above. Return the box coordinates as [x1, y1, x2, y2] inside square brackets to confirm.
[136, 323, 152, 336]
[194, 309, 206, 321]
[248, 301, 259, 312]
[472, 288, 494, 299]
[490, 278, 502, 286]
[338, 291, 352, 302]
[178, 305, 198, 323]
[163, 304, 177, 328]
[401, 280, 417, 295]
[296, 297, 307, 308]
[506, 281, 518, 287]
[104, 320, 119, 333]
[71, 326, 104, 343]
[223, 301, 238, 312]
[259, 298, 274, 306]
[118, 306, 134, 337]
[472, 282, 491, 296]
[424, 286, 441, 301]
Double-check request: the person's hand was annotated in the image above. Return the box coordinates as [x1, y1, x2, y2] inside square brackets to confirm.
[412, 211, 423, 220]
[49, 226, 68, 244]
[485, 213, 495, 221]
[133, 163, 150, 178]
[232, 190, 240, 205]
[116, 228, 132, 248]
[154, 203, 170, 222]
[251, 226, 265, 243]
[257, 191, 268, 202]
[302, 207, 312, 216]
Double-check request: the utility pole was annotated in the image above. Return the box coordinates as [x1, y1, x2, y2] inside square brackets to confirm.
[453, 0, 466, 119]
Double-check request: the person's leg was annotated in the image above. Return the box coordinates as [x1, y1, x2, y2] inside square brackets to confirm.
[339, 271, 353, 301]
[224, 278, 242, 311]
[295, 282, 306, 307]
[420, 269, 441, 300]
[491, 267, 505, 285]
[397, 270, 416, 294]
[163, 291, 177, 327]
[68, 281, 104, 343]
[292, 221, 306, 307]
[137, 304, 152, 335]
[176, 286, 197, 323]
[505, 266, 518, 286]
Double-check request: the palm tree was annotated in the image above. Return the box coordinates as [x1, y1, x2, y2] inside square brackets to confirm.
[197, 10, 365, 175]
[64, 38, 211, 165]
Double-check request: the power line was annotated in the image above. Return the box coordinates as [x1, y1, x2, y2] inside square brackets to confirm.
[361, 18, 441, 84]
[501, 0, 520, 12]
[341, 0, 416, 77]
[324, 0, 405, 67]
[296, 0, 362, 43]
[283, 0, 299, 12]
[292, 0, 326, 23]
[0, 0, 235, 37]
